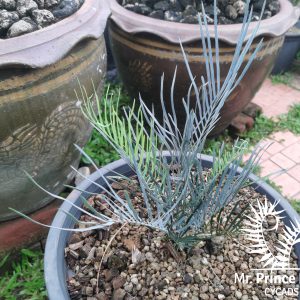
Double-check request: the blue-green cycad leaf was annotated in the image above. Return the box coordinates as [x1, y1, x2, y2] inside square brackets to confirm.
[10, 1, 267, 250]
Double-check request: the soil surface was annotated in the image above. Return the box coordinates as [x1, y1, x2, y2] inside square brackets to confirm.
[0, 0, 84, 39]
[119, 0, 280, 25]
[65, 177, 299, 300]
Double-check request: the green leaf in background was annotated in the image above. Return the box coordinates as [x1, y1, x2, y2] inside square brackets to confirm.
[0, 249, 46, 300]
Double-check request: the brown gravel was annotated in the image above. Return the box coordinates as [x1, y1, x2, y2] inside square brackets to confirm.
[65, 178, 299, 300]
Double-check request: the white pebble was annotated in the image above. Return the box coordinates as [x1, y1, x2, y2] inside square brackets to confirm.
[131, 277, 139, 285]
[235, 290, 243, 299]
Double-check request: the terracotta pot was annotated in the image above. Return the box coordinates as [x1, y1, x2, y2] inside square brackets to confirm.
[0, 0, 110, 221]
[44, 153, 300, 299]
[108, 0, 299, 135]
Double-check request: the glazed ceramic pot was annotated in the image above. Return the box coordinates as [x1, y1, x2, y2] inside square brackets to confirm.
[0, 0, 110, 221]
[44, 153, 300, 299]
[108, 0, 299, 135]
[272, 20, 300, 74]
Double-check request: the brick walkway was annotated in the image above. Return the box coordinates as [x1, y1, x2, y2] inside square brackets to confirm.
[250, 78, 300, 200]
[253, 78, 300, 118]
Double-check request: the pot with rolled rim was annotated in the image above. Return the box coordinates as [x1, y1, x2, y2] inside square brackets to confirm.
[0, 0, 110, 221]
[107, 0, 299, 135]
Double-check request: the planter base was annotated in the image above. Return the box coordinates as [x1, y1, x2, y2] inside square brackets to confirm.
[0, 199, 60, 255]
[229, 102, 262, 134]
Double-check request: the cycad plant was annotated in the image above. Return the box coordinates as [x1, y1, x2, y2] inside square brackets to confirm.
[13, 0, 267, 251]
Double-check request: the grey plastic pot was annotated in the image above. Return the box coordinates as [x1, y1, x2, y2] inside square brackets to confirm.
[44, 154, 300, 300]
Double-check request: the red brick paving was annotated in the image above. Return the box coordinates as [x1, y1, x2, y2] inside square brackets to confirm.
[272, 173, 300, 198]
[270, 152, 296, 169]
[281, 142, 300, 163]
[259, 151, 271, 163]
[265, 141, 285, 155]
[249, 78, 300, 200]
[288, 165, 300, 182]
[252, 79, 300, 118]
[259, 160, 283, 178]
[271, 131, 300, 147]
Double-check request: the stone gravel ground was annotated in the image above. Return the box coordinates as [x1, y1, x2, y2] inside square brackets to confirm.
[66, 179, 299, 300]
[0, 0, 84, 38]
[120, 0, 280, 24]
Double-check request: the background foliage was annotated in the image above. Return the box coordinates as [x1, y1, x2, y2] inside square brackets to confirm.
[0, 250, 46, 300]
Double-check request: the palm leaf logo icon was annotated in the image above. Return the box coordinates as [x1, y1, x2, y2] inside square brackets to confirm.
[243, 199, 300, 271]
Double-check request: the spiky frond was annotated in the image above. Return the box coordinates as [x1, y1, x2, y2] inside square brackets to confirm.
[79, 86, 158, 177]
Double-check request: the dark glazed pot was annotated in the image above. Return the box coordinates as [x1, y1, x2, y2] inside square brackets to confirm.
[0, 0, 110, 221]
[108, 0, 299, 135]
[44, 153, 300, 299]
[272, 20, 300, 75]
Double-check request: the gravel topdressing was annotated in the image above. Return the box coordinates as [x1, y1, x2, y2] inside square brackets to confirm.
[0, 0, 84, 39]
[119, 0, 280, 25]
[65, 177, 299, 300]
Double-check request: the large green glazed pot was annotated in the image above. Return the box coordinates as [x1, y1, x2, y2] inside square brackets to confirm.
[0, 0, 110, 221]
[108, 0, 299, 135]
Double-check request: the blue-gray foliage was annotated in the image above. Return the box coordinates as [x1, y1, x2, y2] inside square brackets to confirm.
[11, 0, 268, 250]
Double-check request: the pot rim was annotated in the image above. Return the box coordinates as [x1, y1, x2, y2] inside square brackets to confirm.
[44, 152, 300, 300]
[0, 0, 111, 68]
[108, 0, 300, 44]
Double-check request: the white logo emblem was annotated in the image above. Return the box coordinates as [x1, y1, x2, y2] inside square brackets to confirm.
[243, 199, 300, 271]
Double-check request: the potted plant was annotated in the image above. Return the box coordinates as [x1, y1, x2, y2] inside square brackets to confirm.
[16, 5, 300, 299]
[0, 0, 110, 224]
[107, 0, 299, 135]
